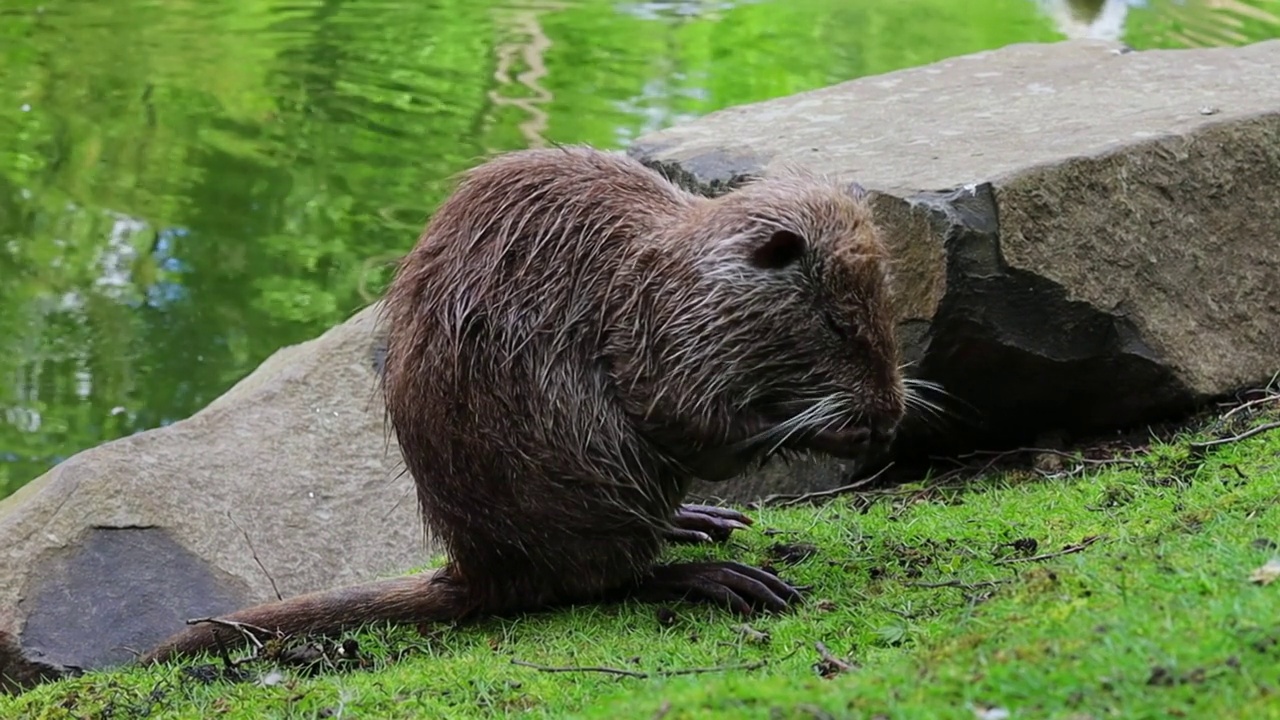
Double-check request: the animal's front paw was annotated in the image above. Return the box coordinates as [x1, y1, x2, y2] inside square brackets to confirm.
[663, 504, 753, 544]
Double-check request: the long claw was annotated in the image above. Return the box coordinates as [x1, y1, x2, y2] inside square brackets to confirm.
[636, 561, 804, 615]
[665, 504, 755, 544]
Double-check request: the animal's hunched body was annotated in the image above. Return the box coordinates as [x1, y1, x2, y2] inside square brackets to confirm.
[141, 146, 907, 663]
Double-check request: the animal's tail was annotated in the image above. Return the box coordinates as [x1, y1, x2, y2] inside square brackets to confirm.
[140, 568, 461, 664]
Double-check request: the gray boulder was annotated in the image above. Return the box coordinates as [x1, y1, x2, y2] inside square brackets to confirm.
[629, 38, 1280, 487]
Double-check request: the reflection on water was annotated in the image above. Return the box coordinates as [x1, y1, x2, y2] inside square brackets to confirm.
[1040, 0, 1280, 42]
[1, 0, 1277, 497]
[1037, 0, 1133, 38]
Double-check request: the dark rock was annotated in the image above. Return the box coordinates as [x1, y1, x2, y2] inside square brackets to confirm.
[20, 527, 250, 670]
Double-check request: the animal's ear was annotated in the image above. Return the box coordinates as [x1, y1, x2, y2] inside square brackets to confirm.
[846, 181, 868, 200]
[749, 229, 806, 270]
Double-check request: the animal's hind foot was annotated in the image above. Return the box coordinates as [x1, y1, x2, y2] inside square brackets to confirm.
[663, 504, 753, 544]
[637, 561, 803, 616]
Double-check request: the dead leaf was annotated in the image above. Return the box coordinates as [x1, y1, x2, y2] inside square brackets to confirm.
[1248, 558, 1280, 585]
[733, 624, 771, 644]
[971, 703, 1011, 720]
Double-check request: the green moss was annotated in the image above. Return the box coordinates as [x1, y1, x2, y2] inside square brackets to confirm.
[5, 406, 1279, 719]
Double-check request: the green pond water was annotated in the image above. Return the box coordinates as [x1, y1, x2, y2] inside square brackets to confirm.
[1, 0, 1278, 498]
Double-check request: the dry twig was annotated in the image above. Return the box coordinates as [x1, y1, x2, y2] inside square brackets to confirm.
[225, 511, 282, 602]
[958, 447, 1131, 466]
[1189, 422, 1280, 454]
[658, 660, 768, 677]
[184, 617, 278, 656]
[752, 463, 895, 508]
[950, 446, 1141, 481]
[1222, 392, 1280, 420]
[906, 578, 1009, 590]
[994, 535, 1103, 565]
[1220, 373, 1279, 418]
[510, 659, 647, 679]
[814, 641, 856, 674]
[180, 617, 276, 670]
[510, 657, 768, 679]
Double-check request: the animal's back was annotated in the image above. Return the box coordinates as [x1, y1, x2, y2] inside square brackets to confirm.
[379, 147, 697, 610]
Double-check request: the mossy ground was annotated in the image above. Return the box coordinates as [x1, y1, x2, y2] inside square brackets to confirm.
[3, 396, 1278, 719]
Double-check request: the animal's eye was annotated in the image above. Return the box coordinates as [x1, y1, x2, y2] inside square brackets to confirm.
[749, 229, 806, 270]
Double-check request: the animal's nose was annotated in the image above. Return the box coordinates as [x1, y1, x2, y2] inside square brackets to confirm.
[868, 417, 899, 448]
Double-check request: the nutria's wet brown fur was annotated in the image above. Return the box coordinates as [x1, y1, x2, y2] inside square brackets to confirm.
[140, 146, 907, 664]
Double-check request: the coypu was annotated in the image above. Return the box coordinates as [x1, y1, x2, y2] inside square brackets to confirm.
[140, 145, 907, 664]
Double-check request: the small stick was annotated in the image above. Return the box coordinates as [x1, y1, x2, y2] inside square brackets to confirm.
[733, 624, 771, 644]
[1189, 422, 1280, 453]
[510, 657, 769, 679]
[958, 447, 1022, 459]
[195, 618, 264, 670]
[1220, 373, 1279, 418]
[225, 511, 283, 602]
[510, 659, 647, 678]
[184, 617, 274, 650]
[995, 536, 1102, 565]
[210, 626, 237, 671]
[814, 642, 855, 673]
[658, 660, 767, 677]
[1222, 392, 1280, 419]
[936, 449, 1018, 475]
[958, 447, 1135, 466]
[907, 579, 1009, 590]
[754, 463, 895, 508]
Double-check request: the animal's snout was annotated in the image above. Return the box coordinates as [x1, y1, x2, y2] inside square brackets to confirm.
[867, 416, 898, 449]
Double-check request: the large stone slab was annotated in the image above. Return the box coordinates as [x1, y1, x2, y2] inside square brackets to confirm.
[629, 38, 1280, 488]
[0, 303, 427, 689]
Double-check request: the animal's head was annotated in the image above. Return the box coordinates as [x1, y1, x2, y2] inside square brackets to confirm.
[638, 170, 908, 473]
